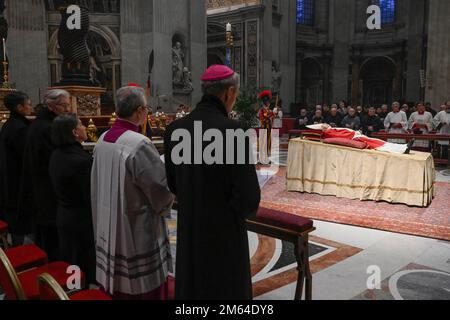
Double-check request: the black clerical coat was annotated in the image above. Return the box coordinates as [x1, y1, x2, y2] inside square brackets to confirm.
[19, 108, 58, 230]
[0, 112, 30, 231]
[49, 143, 96, 283]
[364, 115, 383, 136]
[164, 95, 261, 300]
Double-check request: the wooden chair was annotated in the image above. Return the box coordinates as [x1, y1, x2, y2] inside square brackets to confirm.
[0, 220, 9, 249]
[0, 247, 83, 300]
[38, 273, 112, 301]
[247, 208, 315, 300]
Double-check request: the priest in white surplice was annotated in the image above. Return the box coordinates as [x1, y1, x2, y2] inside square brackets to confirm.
[408, 103, 433, 148]
[433, 102, 450, 158]
[384, 102, 408, 144]
[91, 85, 174, 300]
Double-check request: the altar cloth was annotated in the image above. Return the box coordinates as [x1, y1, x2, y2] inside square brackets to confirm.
[287, 139, 436, 207]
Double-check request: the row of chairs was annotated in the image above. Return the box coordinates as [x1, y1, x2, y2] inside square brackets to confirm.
[0, 219, 111, 300]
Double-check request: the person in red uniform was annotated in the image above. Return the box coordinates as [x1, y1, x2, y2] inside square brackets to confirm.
[258, 90, 274, 163]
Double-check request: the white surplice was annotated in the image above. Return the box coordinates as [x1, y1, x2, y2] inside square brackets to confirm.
[91, 131, 174, 296]
[433, 111, 450, 146]
[384, 111, 408, 144]
[408, 111, 433, 148]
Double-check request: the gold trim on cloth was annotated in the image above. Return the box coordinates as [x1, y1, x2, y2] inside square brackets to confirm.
[287, 177, 435, 195]
[287, 139, 436, 207]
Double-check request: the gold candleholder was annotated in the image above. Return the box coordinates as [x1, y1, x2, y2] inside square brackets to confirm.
[2, 60, 10, 89]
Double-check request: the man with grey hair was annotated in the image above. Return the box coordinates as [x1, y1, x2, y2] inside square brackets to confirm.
[384, 101, 408, 144]
[19, 89, 71, 261]
[91, 84, 174, 300]
[164, 65, 261, 300]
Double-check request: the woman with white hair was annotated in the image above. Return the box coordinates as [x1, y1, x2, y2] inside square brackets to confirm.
[19, 89, 71, 261]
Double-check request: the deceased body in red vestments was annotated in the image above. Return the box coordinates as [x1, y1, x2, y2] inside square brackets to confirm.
[307, 124, 414, 154]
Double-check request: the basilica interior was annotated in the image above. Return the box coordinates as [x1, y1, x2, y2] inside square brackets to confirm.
[0, 0, 449, 303]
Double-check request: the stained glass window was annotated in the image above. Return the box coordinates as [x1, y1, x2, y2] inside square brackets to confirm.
[373, 0, 396, 24]
[297, 0, 314, 26]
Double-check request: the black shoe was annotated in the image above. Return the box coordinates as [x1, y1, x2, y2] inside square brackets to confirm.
[404, 139, 416, 154]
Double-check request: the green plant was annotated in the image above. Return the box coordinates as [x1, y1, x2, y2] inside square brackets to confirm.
[233, 87, 260, 129]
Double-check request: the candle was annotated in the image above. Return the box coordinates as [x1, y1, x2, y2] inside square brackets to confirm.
[226, 23, 232, 32]
[2, 38, 6, 62]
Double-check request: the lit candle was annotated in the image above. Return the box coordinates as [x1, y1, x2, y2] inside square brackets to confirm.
[226, 23, 232, 32]
[2, 38, 6, 62]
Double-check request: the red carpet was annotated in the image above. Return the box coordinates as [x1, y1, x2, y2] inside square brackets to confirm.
[261, 168, 450, 241]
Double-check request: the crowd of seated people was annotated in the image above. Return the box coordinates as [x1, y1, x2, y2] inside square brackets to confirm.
[294, 101, 450, 156]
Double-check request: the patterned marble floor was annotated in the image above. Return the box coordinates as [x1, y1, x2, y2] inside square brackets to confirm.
[2, 141, 449, 301]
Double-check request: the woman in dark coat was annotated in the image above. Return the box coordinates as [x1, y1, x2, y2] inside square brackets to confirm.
[0, 91, 33, 246]
[49, 113, 96, 284]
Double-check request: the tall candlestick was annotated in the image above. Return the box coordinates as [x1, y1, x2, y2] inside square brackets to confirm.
[2, 38, 6, 62]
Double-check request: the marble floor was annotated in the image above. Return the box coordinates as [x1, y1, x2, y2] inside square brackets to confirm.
[250, 149, 450, 300]
[2, 145, 449, 301]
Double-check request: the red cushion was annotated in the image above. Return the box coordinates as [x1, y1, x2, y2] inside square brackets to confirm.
[71, 289, 112, 301]
[18, 262, 83, 300]
[323, 137, 367, 149]
[0, 220, 8, 233]
[5, 245, 48, 273]
[254, 208, 314, 233]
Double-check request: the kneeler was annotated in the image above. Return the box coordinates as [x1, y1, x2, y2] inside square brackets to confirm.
[247, 208, 315, 300]
[0, 248, 85, 300]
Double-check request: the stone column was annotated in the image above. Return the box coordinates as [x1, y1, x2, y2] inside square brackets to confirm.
[350, 55, 360, 106]
[331, 0, 352, 102]
[393, 53, 403, 102]
[321, 56, 331, 105]
[261, 0, 273, 88]
[405, 0, 427, 103]
[5, 0, 48, 104]
[279, 0, 297, 114]
[425, 0, 450, 108]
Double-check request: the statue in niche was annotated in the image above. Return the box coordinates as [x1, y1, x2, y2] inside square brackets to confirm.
[182, 67, 193, 91]
[88, 49, 102, 86]
[172, 41, 185, 86]
[272, 61, 282, 94]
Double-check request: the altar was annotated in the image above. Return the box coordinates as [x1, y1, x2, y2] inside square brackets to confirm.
[287, 138, 436, 207]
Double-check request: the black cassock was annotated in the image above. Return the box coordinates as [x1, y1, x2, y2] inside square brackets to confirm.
[164, 95, 261, 300]
[0, 112, 30, 231]
[19, 107, 59, 261]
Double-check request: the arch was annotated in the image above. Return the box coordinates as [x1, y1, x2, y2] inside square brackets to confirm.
[207, 52, 225, 67]
[207, 22, 226, 34]
[172, 33, 187, 49]
[300, 57, 323, 107]
[360, 56, 396, 75]
[360, 56, 396, 107]
[48, 24, 121, 59]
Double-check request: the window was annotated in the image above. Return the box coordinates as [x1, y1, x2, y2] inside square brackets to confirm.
[373, 0, 396, 24]
[297, 0, 314, 26]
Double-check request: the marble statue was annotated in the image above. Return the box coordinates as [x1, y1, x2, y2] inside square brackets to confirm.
[272, 62, 282, 94]
[172, 42, 185, 86]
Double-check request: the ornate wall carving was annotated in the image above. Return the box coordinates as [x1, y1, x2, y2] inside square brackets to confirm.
[245, 19, 258, 89]
[207, 0, 260, 11]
